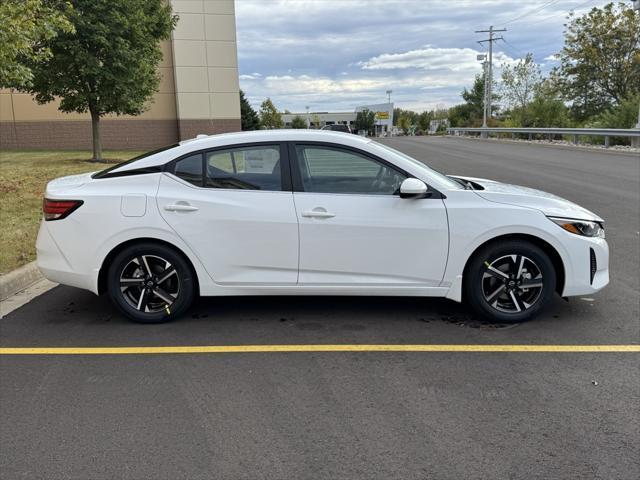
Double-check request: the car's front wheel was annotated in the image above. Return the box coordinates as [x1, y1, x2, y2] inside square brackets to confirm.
[107, 243, 196, 323]
[464, 240, 556, 323]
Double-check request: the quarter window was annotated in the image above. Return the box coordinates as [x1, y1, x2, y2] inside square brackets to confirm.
[174, 153, 203, 186]
[206, 145, 282, 191]
[295, 145, 406, 195]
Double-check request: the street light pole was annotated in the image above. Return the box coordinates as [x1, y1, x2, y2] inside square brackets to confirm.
[385, 90, 392, 136]
[305, 106, 310, 129]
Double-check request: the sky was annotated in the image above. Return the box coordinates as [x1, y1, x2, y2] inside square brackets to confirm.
[234, 0, 614, 113]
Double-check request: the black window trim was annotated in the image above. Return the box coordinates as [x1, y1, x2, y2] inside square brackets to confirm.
[92, 143, 180, 179]
[165, 141, 292, 192]
[286, 141, 445, 199]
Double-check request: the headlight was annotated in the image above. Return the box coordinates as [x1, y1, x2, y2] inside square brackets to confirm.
[548, 217, 605, 238]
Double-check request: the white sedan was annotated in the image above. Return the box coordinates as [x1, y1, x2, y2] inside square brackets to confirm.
[37, 130, 609, 323]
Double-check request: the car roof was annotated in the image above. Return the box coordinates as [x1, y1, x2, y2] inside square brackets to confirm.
[106, 130, 371, 174]
[180, 129, 364, 147]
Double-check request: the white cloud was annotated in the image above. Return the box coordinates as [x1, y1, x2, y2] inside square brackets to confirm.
[360, 46, 516, 72]
[239, 43, 520, 112]
[234, 0, 611, 111]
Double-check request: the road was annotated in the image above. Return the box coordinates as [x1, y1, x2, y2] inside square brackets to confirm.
[1, 136, 638, 479]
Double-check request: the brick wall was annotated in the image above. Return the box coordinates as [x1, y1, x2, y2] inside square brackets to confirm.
[0, 118, 241, 150]
[177, 119, 242, 141]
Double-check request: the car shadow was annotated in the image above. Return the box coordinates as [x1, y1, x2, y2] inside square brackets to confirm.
[0, 285, 580, 347]
[188, 295, 520, 330]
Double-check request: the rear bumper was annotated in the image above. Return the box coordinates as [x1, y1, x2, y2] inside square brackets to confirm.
[36, 221, 99, 294]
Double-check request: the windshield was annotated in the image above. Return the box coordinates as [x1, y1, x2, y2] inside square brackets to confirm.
[92, 143, 179, 179]
[370, 141, 463, 190]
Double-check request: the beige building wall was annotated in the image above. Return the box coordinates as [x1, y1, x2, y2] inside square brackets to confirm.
[170, 0, 241, 139]
[0, 0, 240, 150]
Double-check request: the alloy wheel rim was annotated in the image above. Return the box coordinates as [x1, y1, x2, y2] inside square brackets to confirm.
[119, 255, 180, 313]
[481, 254, 543, 314]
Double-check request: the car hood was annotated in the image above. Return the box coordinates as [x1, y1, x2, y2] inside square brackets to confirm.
[450, 175, 603, 222]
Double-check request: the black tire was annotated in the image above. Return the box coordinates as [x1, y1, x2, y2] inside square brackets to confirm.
[464, 240, 556, 323]
[106, 242, 196, 323]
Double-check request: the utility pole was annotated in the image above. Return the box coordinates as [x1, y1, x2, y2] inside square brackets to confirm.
[634, 1, 640, 147]
[476, 54, 487, 127]
[476, 26, 506, 129]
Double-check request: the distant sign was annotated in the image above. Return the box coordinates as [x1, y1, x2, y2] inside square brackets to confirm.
[244, 148, 279, 173]
[375, 111, 389, 120]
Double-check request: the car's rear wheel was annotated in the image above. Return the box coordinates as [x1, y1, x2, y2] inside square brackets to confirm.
[107, 243, 195, 323]
[464, 240, 556, 323]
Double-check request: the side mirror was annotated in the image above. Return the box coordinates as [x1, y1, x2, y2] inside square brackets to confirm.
[400, 178, 430, 199]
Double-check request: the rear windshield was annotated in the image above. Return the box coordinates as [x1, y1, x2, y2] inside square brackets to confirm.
[92, 144, 179, 179]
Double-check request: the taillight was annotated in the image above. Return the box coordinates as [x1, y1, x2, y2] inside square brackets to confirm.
[43, 199, 83, 221]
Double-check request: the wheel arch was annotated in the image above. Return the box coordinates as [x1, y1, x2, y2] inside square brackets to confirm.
[97, 238, 200, 296]
[462, 233, 565, 296]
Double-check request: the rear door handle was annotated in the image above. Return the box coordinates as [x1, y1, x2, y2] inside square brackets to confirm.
[301, 209, 335, 219]
[164, 203, 199, 212]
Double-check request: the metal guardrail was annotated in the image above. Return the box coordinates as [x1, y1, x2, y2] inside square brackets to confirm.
[447, 127, 640, 148]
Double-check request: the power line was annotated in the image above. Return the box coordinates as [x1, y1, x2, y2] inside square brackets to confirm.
[500, 38, 528, 59]
[500, 0, 563, 26]
[525, 0, 596, 26]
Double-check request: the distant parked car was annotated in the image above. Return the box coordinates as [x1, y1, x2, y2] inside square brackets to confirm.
[321, 124, 352, 134]
[38, 130, 608, 323]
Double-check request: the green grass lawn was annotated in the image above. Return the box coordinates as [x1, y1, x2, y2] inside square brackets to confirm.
[0, 150, 142, 274]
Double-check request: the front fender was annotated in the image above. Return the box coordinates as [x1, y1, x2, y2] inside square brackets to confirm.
[441, 197, 572, 302]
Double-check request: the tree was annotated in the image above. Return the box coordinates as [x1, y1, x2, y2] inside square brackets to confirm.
[505, 79, 570, 128]
[25, 0, 176, 162]
[259, 98, 283, 129]
[553, 2, 640, 121]
[416, 111, 432, 132]
[447, 104, 473, 128]
[290, 115, 306, 129]
[456, 73, 499, 126]
[500, 53, 543, 110]
[398, 114, 411, 134]
[240, 89, 259, 130]
[592, 93, 640, 129]
[393, 108, 418, 126]
[0, 0, 74, 89]
[355, 108, 375, 135]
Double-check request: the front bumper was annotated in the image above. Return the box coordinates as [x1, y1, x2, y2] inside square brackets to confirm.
[561, 235, 609, 297]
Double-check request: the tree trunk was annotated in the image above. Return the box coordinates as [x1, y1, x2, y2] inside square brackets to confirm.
[90, 109, 103, 162]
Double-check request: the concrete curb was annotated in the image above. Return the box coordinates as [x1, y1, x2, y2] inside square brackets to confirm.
[0, 262, 44, 301]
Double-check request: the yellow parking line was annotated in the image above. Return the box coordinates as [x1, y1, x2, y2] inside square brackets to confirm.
[0, 344, 639, 355]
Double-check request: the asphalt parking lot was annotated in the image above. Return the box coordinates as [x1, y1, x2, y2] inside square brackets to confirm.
[1, 136, 638, 479]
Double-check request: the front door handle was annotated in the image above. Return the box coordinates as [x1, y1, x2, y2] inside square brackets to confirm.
[164, 203, 199, 212]
[301, 209, 335, 219]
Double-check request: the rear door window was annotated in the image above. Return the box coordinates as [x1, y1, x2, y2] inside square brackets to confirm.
[206, 145, 282, 191]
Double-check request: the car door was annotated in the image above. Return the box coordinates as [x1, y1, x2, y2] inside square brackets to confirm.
[157, 143, 299, 285]
[290, 142, 449, 286]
